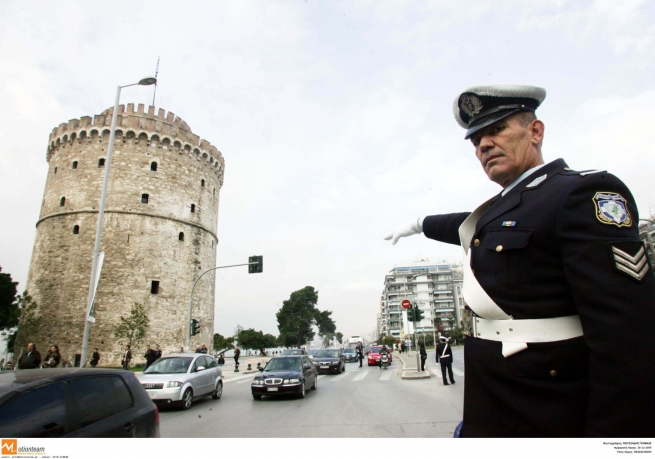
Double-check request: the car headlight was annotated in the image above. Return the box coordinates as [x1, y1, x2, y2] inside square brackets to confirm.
[252, 379, 263, 385]
[289, 378, 300, 383]
[167, 381, 183, 388]
[283, 379, 290, 384]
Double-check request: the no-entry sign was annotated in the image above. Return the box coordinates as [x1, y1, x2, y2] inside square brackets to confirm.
[401, 299, 411, 309]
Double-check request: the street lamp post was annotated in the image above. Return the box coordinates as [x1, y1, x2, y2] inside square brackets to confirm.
[79, 77, 157, 368]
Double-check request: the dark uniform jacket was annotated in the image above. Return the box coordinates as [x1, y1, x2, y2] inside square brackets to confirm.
[422, 158, 655, 437]
[436, 343, 452, 365]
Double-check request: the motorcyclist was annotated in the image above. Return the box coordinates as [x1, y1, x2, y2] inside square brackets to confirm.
[379, 347, 390, 369]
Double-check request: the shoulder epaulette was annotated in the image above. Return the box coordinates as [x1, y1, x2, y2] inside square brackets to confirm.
[560, 168, 607, 176]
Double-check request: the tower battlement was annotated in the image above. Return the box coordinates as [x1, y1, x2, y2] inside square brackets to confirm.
[47, 104, 224, 181]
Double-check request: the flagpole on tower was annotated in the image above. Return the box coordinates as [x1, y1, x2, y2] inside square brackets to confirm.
[152, 57, 160, 106]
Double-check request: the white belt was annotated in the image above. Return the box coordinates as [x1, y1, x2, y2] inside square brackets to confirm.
[471, 315, 583, 344]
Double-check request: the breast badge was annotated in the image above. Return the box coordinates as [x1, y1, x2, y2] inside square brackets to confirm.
[593, 192, 632, 227]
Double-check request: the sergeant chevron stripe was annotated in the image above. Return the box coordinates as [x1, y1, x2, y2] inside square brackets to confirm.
[611, 245, 649, 281]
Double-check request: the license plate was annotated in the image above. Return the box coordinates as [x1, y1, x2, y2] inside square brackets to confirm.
[267, 387, 278, 392]
[320, 365, 329, 369]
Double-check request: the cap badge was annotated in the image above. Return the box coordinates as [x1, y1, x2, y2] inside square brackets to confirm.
[593, 192, 632, 227]
[460, 94, 483, 117]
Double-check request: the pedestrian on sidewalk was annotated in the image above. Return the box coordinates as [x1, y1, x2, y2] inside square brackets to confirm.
[90, 348, 100, 368]
[419, 343, 427, 371]
[121, 345, 132, 370]
[356, 341, 364, 368]
[144, 345, 157, 370]
[234, 346, 241, 369]
[18, 343, 41, 369]
[400, 341, 406, 354]
[436, 336, 455, 386]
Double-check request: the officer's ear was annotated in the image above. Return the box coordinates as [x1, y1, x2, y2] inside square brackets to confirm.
[529, 119, 545, 147]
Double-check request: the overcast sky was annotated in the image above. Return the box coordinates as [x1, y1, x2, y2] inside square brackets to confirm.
[1, 0, 654, 342]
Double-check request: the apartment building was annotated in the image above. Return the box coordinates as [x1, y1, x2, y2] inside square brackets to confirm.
[379, 259, 465, 339]
[638, 218, 655, 267]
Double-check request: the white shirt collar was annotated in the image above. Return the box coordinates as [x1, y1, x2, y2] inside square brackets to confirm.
[502, 163, 546, 196]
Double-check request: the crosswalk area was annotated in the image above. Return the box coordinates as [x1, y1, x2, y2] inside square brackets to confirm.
[225, 365, 465, 385]
[430, 367, 465, 378]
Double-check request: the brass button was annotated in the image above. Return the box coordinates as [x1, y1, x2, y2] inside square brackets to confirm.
[496, 245, 503, 252]
[471, 269, 475, 274]
[549, 370, 557, 377]
[473, 239, 481, 247]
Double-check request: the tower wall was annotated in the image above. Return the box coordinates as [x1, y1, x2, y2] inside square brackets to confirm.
[24, 104, 225, 365]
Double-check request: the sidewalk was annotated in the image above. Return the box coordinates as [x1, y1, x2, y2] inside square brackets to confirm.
[396, 351, 431, 380]
[219, 356, 270, 381]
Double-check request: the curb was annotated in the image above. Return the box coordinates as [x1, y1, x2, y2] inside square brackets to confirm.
[396, 353, 431, 380]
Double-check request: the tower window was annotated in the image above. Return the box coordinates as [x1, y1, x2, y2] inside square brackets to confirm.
[98, 158, 105, 167]
[73, 225, 80, 234]
[213, 188, 215, 196]
[179, 232, 185, 241]
[72, 161, 78, 169]
[151, 281, 160, 294]
[190, 204, 195, 213]
[201, 179, 205, 187]
[60, 197, 65, 206]
[141, 194, 149, 204]
[150, 161, 157, 171]
[54, 167, 58, 174]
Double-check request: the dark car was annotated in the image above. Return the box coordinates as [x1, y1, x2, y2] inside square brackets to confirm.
[251, 356, 317, 400]
[0, 368, 159, 438]
[313, 349, 345, 374]
[342, 348, 358, 363]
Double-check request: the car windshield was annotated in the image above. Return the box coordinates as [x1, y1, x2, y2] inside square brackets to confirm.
[314, 350, 339, 358]
[265, 358, 302, 372]
[283, 349, 302, 355]
[371, 348, 384, 354]
[144, 357, 193, 374]
[343, 349, 355, 354]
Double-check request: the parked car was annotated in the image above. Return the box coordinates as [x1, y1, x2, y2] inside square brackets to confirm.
[251, 356, 317, 400]
[342, 348, 358, 363]
[313, 349, 345, 374]
[307, 350, 318, 360]
[0, 368, 159, 437]
[367, 346, 393, 366]
[137, 354, 222, 410]
[281, 349, 307, 356]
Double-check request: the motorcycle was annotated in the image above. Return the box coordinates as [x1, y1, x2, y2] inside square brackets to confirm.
[380, 352, 390, 370]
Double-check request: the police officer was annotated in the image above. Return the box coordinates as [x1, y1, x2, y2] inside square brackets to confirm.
[436, 336, 454, 386]
[385, 84, 655, 437]
[356, 341, 364, 368]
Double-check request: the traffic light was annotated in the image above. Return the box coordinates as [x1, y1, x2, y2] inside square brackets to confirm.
[407, 307, 415, 322]
[248, 255, 263, 274]
[191, 319, 200, 336]
[415, 306, 425, 322]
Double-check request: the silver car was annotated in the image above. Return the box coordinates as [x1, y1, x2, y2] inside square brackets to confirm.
[137, 354, 222, 410]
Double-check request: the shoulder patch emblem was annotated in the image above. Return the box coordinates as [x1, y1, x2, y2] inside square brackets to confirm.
[593, 192, 632, 227]
[609, 241, 650, 281]
[526, 174, 547, 188]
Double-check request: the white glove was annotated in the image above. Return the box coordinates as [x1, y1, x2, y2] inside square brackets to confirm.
[384, 218, 423, 245]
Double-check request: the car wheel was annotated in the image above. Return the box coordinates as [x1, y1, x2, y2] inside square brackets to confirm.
[180, 388, 193, 410]
[311, 375, 317, 390]
[298, 380, 306, 399]
[253, 393, 262, 400]
[212, 381, 223, 400]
